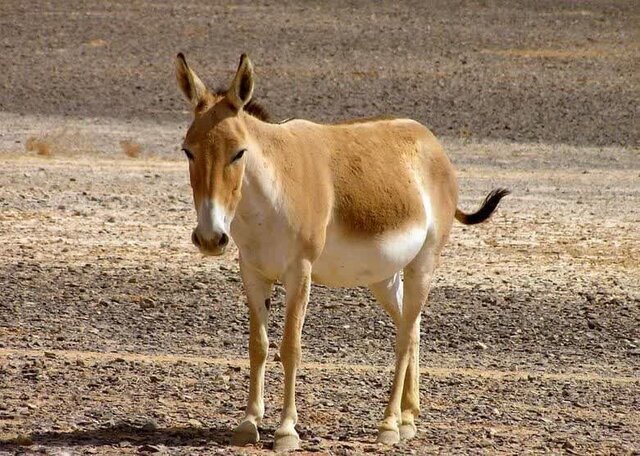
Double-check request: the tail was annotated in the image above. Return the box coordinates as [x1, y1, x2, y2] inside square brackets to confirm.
[455, 188, 510, 225]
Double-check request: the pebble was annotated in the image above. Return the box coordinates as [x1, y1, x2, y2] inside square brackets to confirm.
[142, 418, 159, 431]
[188, 418, 203, 428]
[14, 434, 33, 446]
[138, 444, 162, 453]
[474, 341, 488, 350]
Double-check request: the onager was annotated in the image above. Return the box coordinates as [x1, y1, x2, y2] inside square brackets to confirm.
[175, 53, 509, 451]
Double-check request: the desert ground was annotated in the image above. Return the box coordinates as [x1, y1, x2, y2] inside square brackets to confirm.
[1, 1, 639, 455]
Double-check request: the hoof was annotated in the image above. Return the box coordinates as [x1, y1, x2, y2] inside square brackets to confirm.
[376, 428, 400, 445]
[231, 420, 259, 446]
[273, 432, 300, 452]
[399, 423, 417, 440]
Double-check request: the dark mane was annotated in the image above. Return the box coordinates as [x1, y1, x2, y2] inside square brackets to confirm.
[214, 89, 272, 123]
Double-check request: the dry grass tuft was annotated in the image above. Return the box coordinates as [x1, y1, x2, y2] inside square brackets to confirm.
[120, 140, 142, 158]
[24, 128, 95, 156]
[26, 137, 52, 156]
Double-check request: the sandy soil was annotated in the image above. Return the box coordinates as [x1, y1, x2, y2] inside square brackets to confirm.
[1, 1, 639, 455]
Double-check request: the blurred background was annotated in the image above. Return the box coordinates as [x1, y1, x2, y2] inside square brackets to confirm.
[1, 0, 638, 147]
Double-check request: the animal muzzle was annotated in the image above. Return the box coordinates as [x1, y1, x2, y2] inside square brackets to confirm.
[192, 228, 229, 256]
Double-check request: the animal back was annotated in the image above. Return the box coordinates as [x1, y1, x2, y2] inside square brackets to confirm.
[329, 124, 425, 236]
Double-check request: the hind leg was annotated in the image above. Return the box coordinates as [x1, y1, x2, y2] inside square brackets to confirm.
[369, 272, 420, 442]
[369, 274, 402, 444]
[398, 314, 420, 440]
[370, 247, 439, 444]
[397, 245, 439, 440]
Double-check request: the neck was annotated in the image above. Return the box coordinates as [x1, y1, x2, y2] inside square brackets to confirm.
[231, 115, 285, 236]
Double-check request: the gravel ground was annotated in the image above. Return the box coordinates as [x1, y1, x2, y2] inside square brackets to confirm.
[0, 135, 638, 454]
[0, 1, 639, 455]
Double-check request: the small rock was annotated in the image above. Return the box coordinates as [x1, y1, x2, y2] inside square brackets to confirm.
[474, 341, 488, 350]
[138, 444, 161, 453]
[586, 319, 600, 330]
[215, 374, 230, 384]
[14, 434, 33, 446]
[562, 439, 576, 450]
[479, 438, 493, 447]
[142, 418, 159, 431]
[188, 418, 203, 428]
[193, 282, 206, 290]
[273, 352, 281, 362]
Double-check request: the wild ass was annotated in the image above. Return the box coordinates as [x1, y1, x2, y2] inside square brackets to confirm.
[175, 53, 509, 451]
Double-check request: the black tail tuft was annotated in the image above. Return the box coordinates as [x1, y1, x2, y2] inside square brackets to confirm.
[455, 188, 510, 225]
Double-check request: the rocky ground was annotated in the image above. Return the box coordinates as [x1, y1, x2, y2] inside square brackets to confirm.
[1, 0, 639, 455]
[0, 135, 638, 454]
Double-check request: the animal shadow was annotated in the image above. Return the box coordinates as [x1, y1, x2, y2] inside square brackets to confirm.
[0, 423, 232, 451]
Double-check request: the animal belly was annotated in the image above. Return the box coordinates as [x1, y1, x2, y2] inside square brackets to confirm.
[311, 225, 427, 287]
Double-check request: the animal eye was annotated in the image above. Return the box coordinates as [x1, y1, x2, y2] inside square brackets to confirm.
[182, 148, 194, 160]
[231, 149, 246, 163]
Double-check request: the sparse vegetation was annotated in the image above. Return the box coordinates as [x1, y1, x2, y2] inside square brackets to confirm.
[120, 140, 142, 158]
[25, 136, 52, 156]
[23, 128, 94, 156]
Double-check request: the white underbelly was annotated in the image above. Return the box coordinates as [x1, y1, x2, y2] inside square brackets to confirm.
[311, 224, 427, 287]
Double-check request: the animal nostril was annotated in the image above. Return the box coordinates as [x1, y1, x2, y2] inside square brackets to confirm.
[191, 231, 201, 247]
[219, 233, 229, 247]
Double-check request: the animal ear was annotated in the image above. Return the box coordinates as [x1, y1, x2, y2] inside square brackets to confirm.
[227, 53, 254, 111]
[175, 53, 208, 108]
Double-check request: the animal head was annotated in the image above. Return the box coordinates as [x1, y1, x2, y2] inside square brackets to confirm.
[176, 53, 258, 256]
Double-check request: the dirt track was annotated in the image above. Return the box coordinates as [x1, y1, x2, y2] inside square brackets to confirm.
[1, 1, 639, 455]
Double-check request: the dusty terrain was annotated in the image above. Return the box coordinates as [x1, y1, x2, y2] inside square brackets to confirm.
[1, 1, 639, 455]
[0, 0, 639, 147]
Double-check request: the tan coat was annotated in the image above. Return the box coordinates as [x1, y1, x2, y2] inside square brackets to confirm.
[175, 53, 509, 451]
